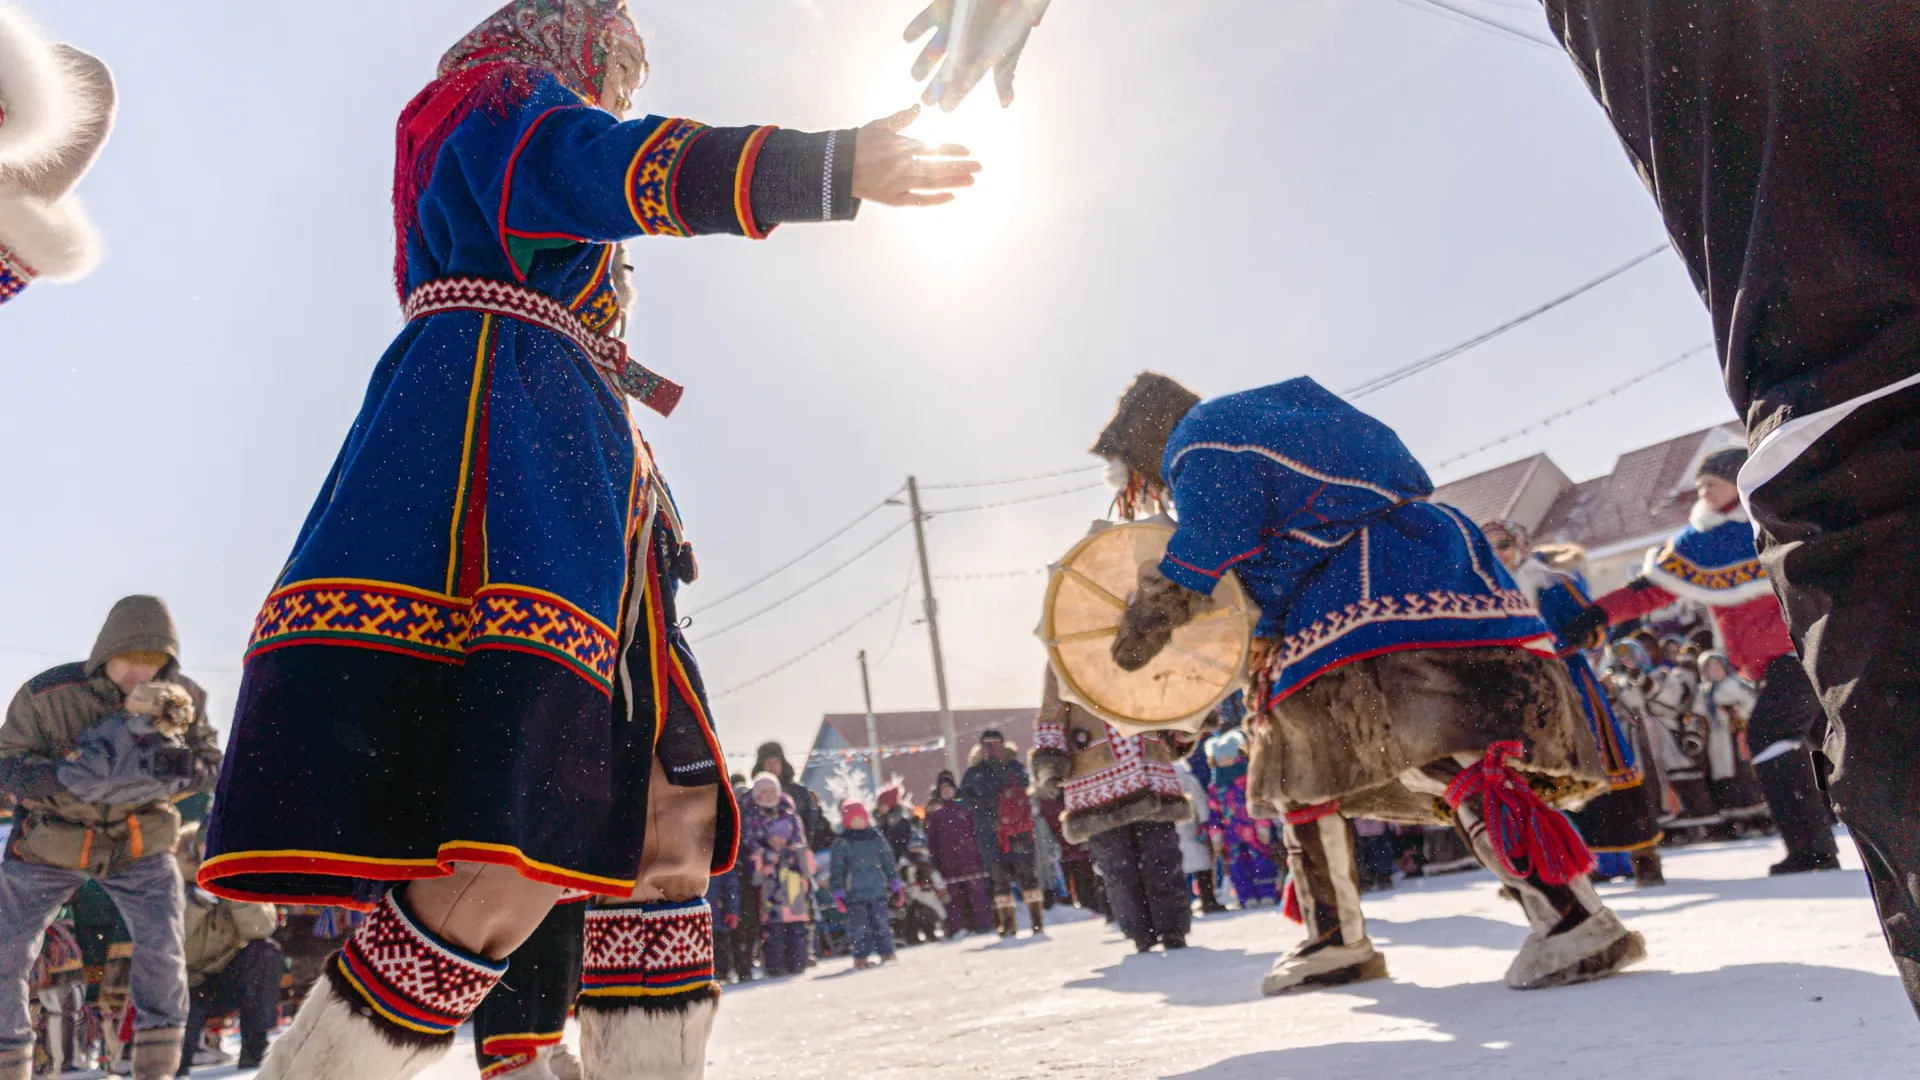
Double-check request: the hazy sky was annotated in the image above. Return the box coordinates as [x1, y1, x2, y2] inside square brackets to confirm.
[0, 0, 1732, 769]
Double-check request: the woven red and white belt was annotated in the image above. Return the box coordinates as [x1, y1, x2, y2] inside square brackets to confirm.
[403, 277, 683, 417]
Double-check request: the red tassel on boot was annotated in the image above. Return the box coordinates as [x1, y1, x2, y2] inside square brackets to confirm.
[1443, 740, 1596, 886]
[1281, 878, 1302, 924]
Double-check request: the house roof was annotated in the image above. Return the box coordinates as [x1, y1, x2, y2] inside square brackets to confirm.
[1430, 454, 1549, 527]
[1534, 422, 1743, 551]
[801, 706, 1037, 805]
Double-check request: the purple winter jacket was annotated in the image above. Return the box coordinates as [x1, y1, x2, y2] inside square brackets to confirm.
[924, 799, 985, 880]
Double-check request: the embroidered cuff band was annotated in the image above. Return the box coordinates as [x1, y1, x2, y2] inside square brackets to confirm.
[579, 899, 716, 1010]
[333, 889, 507, 1041]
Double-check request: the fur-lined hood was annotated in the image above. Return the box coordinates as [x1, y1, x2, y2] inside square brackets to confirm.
[0, 6, 114, 283]
[0, 5, 71, 169]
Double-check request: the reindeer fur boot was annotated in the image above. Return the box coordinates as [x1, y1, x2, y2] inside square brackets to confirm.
[580, 992, 718, 1080]
[258, 891, 506, 1080]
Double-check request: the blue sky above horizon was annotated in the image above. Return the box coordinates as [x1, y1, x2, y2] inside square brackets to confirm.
[0, 0, 1733, 764]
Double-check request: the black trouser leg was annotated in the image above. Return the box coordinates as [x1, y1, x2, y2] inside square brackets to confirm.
[228, 940, 282, 1062]
[473, 901, 585, 1073]
[1748, 654, 1840, 863]
[1194, 871, 1221, 911]
[1133, 822, 1193, 943]
[1746, 382, 1920, 1015]
[1088, 827, 1152, 946]
[712, 927, 733, 982]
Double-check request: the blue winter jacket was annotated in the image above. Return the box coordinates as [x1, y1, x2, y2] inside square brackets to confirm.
[829, 828, 901, 902]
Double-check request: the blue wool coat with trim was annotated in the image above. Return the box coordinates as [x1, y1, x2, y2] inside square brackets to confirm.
[200, 72, 813, 909]
[1156, 379, 1556, 704]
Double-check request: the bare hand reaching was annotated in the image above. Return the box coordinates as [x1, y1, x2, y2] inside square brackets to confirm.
[851, 106, 981, 207]
[905, 0, 1050, 112]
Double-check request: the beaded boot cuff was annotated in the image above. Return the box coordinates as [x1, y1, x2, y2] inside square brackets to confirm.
[579, 899, 716, 1012]
[332, 890, 507, 1042]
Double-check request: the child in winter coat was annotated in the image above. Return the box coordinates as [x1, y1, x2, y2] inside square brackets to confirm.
[829, 801, 903, 968]
[1204, 729, 1280, 907]
[925, 772, 993, 936]
[754, 810, 816, 976]
[896, 837, 948, 944]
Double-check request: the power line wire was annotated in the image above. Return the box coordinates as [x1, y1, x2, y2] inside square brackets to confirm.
[1432, 341, 1715, 470]
[870, 557, 921, 667]
[1341, 245, 1670, 400]
[1385, 0, 1560, 50]
[926, 481, 1109, 516]
[933, 567, 1048, 581]
[685, 484, 904, 616]
[920, 464, 1103, 491]
[690, 521, 912, 644]
[710, 587, 911, 700]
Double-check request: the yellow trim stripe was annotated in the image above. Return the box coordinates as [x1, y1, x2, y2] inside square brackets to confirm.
[447, 315, 495, 595]
[335, 958, 450, 1036]
[570, 245, 613, 310]
[434, 841, 636, 890]
[200, 849, 441, 872]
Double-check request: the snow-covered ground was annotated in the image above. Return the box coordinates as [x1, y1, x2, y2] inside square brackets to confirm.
[189, 834, 1920, 1079]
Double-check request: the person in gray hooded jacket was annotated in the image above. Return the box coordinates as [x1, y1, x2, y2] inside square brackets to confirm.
[0, 596, 220, 1080]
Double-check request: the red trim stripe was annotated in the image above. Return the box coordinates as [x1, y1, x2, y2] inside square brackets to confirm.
[497, 106, 572, 279]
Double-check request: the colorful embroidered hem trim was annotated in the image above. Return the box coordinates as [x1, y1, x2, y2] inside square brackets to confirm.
[1641, 549, 1774, 606]
[335, 891, 506, 1038]
[1061, 735, 1185, 813]
[246, 578, 619, 695]
[198, 841, 639, 909]
[403, 276, 683, 417]
[626, 118, 708, 238]
[579, 899, 715, 1000]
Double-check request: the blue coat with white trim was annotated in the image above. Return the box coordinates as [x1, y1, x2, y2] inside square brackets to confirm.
[1157, 378, 1556, 704]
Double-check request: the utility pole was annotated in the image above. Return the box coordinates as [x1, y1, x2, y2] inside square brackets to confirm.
[858, 649, 883, 795]
[906, 477, 961, 777]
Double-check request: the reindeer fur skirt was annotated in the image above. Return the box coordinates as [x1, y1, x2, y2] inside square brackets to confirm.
[1246, 647, 1607, 822]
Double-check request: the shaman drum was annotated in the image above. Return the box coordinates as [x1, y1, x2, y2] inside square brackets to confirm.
[1038, 519, 1261, 737]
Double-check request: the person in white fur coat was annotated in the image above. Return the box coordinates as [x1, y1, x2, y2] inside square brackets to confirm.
[0, 3, 114, 306]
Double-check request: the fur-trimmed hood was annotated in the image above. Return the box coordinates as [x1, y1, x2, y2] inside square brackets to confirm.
[0, 4, 72, 169]
[0, 8, 115, 286]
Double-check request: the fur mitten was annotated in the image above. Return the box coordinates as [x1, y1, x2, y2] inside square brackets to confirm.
[1112, 567, 1199, 672]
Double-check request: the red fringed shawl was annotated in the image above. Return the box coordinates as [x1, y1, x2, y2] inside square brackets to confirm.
[391, 62, 541, 299]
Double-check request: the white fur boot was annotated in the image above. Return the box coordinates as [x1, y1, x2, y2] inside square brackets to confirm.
[1504, 907, 1646, 990]
[254, 972, 450, 1080]
[579, 996, 718, 1080]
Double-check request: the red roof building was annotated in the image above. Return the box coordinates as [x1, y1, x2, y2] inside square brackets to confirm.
[799, 707, 1037, 808]
[1432, 421, 1745, 593]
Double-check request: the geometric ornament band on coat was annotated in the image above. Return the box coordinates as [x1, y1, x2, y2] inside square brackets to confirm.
[247, 579, 619, 694]
[404, 275, 684, 417]
[333, 890, 508, 1039]
[579, 899, 715, 1005]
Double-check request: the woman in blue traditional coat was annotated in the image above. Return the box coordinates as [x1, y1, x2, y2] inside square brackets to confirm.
[197, 4, 978, 1078]
[1480, 520, 1665, 888]
[1093, 373, 1643, 996]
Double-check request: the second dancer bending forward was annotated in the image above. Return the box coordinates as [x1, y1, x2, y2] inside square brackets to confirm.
[1094, 373, 1645, 994]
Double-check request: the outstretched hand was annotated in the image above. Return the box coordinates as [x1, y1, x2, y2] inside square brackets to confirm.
[851, 106, 981, 207]
[905, 0, 1050, 111]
